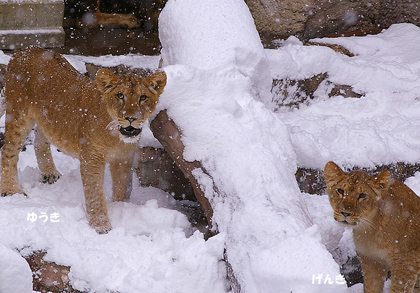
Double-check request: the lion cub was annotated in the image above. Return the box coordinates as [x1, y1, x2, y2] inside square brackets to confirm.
[324, 161, 420, 293]
[1, 47, 166, 233]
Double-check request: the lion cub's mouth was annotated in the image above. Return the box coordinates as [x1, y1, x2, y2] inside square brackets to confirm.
[341, 220, 357, 225]
[337, 218, 359, 226]
[119, 126, 142, 137]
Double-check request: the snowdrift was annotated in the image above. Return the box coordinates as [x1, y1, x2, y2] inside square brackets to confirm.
[158, 0, 343, 292]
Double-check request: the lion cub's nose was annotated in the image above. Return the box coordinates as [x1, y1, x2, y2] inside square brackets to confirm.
[341, 211, 352, 217]
[125, 117, 137, 123]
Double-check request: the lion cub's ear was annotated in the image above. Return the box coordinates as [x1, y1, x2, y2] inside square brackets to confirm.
[145, 70, 167, 95]
[369, 170, 392, 192]
[324, 161, 345, 187]
[96, 68, 119, 93]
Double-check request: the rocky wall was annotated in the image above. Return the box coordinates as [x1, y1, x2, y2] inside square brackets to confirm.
[245, 0, 420, 40]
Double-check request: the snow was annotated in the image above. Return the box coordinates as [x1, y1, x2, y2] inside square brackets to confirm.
[158, 1, 343, 292]
[159, 0, 272, 104]
[0, 29, 63, 35]
[269, 23, 420, 169]
[0, 0, 62, 2]
[0, 243, 32, 292]
[66, 54, 161, 72]
[0, 1, 419, 292]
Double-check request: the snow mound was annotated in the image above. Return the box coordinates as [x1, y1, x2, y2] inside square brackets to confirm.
[268, 24, 420, 169]
[0, 243, 32, 293]
[158, 0, 344, 291]
[159, 0, 272, 104]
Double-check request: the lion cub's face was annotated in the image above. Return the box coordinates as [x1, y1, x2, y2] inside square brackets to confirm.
[323, 161, 391, 228]
[97, 69, 167, 138]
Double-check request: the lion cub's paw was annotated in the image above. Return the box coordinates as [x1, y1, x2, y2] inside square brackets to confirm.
[1, 190, 28, 197]
[96, 225, 113, 234]
[1, 184, 27, 197]
[41, 173, 61, 184]
[90, 216, 113, 234]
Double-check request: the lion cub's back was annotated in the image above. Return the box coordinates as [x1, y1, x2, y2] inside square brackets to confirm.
[5, 47, 90, 108]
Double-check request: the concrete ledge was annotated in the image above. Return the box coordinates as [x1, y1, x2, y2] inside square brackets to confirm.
[0, 0, 64, 49]
[0, 28, 64, 50]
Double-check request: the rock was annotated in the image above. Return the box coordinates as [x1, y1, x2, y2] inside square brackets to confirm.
[271, 74, 362, 111]
[378, 0, 420, 28]
[296, 162, 420, 195]
[0, 63, 6, 90]
[245, 0, 311, 37]
[24, 251, 80, 293]
[271, 73, 327, 109]
[245, 0, 379, 40]
[84, 63, 152, 80]
[307, 42, 354, 57]
[295, 167, 326, 195]
[329, 84, 362, 99]
[246, 0, 420, 41]
[340, 256, 363, 287]
[302, 0, 380, 40]
[271, 42, 362, 111]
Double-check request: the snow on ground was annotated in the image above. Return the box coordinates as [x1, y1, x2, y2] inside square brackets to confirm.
[0, 2, 419, 293]
[269, 23, 420, 170]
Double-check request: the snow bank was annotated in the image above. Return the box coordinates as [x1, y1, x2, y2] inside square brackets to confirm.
[0, 243, 32, 293]
[66, 54, 161, 71]
[0, 50, 10, 65]
[0, 0, 62, 2]
[159, 0, 272, 105]
[159, 1, 343, 292]
[268, 24, 420, 169]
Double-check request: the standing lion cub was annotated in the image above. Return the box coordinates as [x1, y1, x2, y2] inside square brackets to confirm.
[324, 161, 420, 293]
[1, 47, 167, 233]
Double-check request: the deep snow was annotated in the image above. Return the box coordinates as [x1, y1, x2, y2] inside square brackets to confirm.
[0, 1, 419, 292]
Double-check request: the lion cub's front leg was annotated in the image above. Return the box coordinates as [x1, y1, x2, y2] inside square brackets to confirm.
[80, 151, 112, 234]
[110, 155, 134, 202]
[359, 254, 388, 293]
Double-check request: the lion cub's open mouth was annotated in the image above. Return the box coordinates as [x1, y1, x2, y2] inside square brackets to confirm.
[119, 126, 141, 137]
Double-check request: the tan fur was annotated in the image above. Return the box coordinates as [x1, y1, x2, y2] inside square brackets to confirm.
[1, 47, 166, 233]
[324, 161, 420, 293]
[77, 0, 140, 29]
[77, 10, 140, 29]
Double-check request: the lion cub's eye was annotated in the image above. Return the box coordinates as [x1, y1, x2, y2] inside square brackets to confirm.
[140, 95, 148, 102]
[337, 188, 344, 195]
[358, 193, 368, 199]
[116, 93, 124, 100]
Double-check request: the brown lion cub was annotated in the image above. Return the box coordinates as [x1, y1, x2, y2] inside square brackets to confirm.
[1, 47, 167, 234]
[324, 161, 420, 293]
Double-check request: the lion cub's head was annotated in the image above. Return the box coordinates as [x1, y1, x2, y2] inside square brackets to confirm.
[96, 69, 167, 139]
[324, 161, 392, 228]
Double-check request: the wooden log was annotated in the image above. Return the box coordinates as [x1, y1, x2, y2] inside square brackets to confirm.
[150, 110, 243, 291]
[150, 110, 215, 230]
[135, 146, 196, 202]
